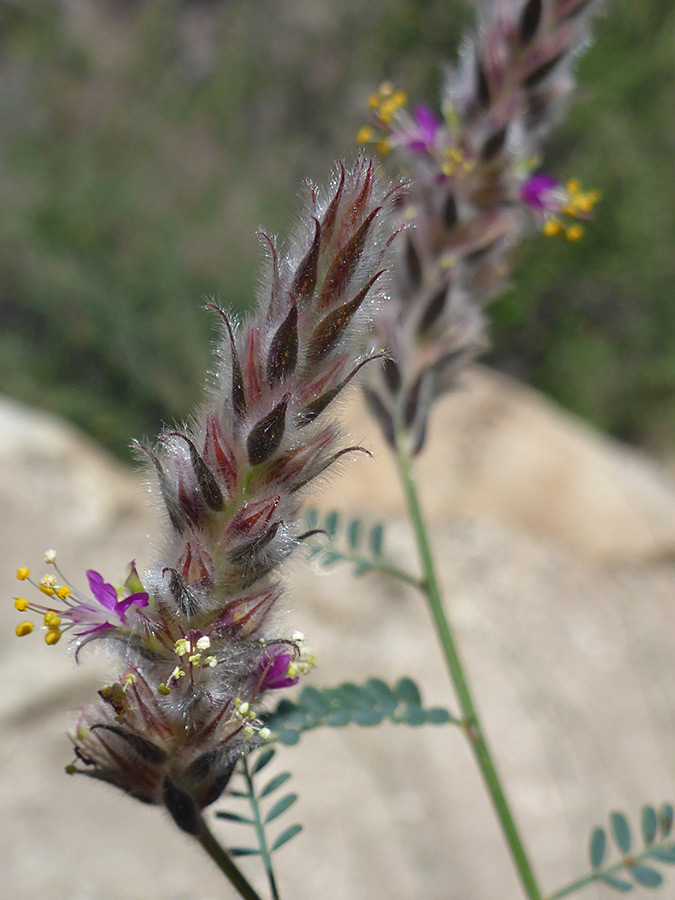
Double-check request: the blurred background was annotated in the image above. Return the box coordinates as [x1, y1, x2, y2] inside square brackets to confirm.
[0, 0, 674, 458]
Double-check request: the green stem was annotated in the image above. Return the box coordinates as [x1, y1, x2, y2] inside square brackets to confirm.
[243, 757, 282, 900]
[196, 814, 264, 900]
[395, 441, 543, 900]
[309, 543, 423, 588]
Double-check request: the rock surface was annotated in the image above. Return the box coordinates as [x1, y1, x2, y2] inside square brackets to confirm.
[2, 370, 675, 900]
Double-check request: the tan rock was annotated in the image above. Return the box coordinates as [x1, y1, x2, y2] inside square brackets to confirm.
[327, 366, 675, 565]
[2, 389, 675, 900]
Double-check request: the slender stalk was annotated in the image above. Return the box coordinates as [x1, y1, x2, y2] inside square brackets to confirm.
[196, 814, 265, 900]
[243, 757, 282, 900]
[394, 441, 543, 900]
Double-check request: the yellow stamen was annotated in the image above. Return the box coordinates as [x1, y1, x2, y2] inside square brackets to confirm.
[44, 549, 57, 564]
[169, 666, 185, 681]
[56, 586, 71, 600]
[242, 725, 256, 738]
[39, 585, 55, 597]
[195, 635, 211, 651]
[16, 567, 30, 581]
[566, 177, 582, 194]
[40, 574, 56, 589]
[44, 628, 61, 645]
[14, 597, 29, 612]
[259, 727, 272, 741]
[124, 673, 137, 686]
[205, 656, 217, 667]
[157, 683, 170, 695]
[174, 638, 190, 656]
[375, 138, 392, 156]
[16, 621, 34, 637]
[356, 126, 375, 145]
[543, 219, 563, 237]
[44, 611, 61, 627]
[378, 81, 394, 98]
[188, 653, 202, 665]
[367, 93, 380, 110]
[286, 662, 299, 679]
[565, 224, 584, 242]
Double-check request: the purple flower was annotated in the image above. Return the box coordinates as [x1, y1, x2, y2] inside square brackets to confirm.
[520, 173, 560, 211]
[394, 105, 440, 154]
[66, 570, 149, 636]
[258, 648, 298, 690]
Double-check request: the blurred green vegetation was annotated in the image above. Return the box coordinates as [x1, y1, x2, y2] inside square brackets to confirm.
[0, 0, 673, 457]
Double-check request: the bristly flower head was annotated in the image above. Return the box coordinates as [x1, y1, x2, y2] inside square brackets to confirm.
[358, 0, 602, 454]
[13, 159, 400, 833]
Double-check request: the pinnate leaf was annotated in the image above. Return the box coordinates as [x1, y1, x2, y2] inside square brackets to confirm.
[630, 864, 663, 888]
[271, 823, 303, 852]
[589, 826, 607, 869]
[642, 806, 658, 845]
[611, 811, 632, 854]
[265, 793, 298, 824]
[260, 772, 292, 798]
[252, 747, 275, 774]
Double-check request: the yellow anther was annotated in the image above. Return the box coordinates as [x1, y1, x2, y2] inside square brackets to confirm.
[170, 666, 185, 681]
[195, 635, 211, 651]
[543, 219, 563, 237]
[39, 585, 55, 596]
[259, 727, 272, 741]
[463, 159, 476, 172]
[378, 99, 397, 124]
[56, 586, 71, 600]
[14, 597, 29, 612]
[565, 224, 584, 242]
[242, 725, 256, 738]
[237, 701, 250, 717]
[566, 177, 582, 194]
[205, 656, 217, 668]
[392, 89, 407, 107]
[574, 193, 596, 213]
[367, 92, 380, 110]
[174, 638, 190, 657]
[378, 81, 394, 97]
[286, 662, 299, 679]
[441, 161, 456, 177]
[44, 549, 57, 564]
[357, 126, 375, 145]
[292, 630, 305, 643]
[124, 673, 137, 686]
[15, 621, 34, 637]
[247, 708, 257, 720]
[16, 567, 30, 581]
[44, 611, 61, 627]
[65, 764, 76, 775]
[40, 574, 56, 589]
[439, 251, 457, 269]
[75, 726, 89, 740]
[188, 653, 202, 665]
[45, 628, 62, 645]
[448, 147, 463, 163]
[375, 139, 392, 156]
[157, 683, 170, 695]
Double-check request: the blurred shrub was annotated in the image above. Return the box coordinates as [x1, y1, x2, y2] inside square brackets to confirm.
[0, 0, 672, 455]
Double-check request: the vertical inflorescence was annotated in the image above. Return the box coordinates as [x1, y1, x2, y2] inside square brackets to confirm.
[358, 0, 602, 454]
[13, 159, 400, 834]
